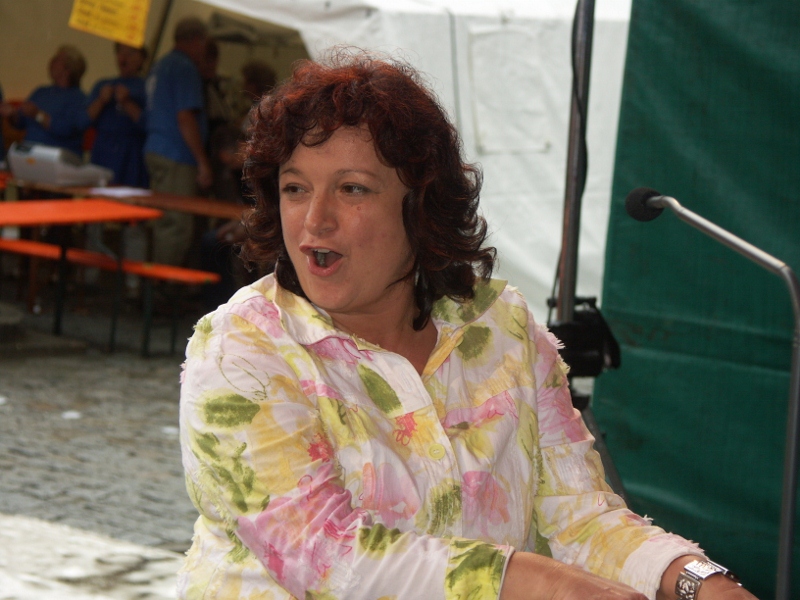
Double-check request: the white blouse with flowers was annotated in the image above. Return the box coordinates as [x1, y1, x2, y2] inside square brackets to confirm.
[178, 275, 702, 599]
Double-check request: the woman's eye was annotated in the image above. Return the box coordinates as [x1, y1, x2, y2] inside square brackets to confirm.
[341, 184, 368, 195]
[280, 183, 305, 195]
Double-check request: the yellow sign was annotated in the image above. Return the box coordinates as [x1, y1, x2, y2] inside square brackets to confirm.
[69, 0, 151, 48]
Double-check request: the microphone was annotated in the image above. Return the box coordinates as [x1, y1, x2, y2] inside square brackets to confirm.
[625, 186, 800, 600]
[625, 187, 664, 221]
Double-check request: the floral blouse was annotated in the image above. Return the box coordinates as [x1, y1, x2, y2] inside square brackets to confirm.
[178, 275, 702, 599]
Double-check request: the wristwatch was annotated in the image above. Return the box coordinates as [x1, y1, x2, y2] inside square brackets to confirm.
[675, 559, 741, 600]
[35, 111, 46, 124]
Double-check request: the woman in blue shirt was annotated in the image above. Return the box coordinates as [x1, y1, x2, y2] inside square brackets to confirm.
[0, 45, 89, 157]
[86, 43, 149, 187]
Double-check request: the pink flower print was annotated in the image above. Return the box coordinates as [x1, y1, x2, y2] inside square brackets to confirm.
[442, 391, 518, 430]
[533, 324, 564, 385]
[537, 383, 586, 445]
[301, 380, 345, 401]
[462, 471, 511, 538]
[242, 299, 285, 338]
[236, 463, 370, 597]
[361, 462, 421, 528]
[394, 413, 418, 445]
[308, 432, 335, 462]
[310, 337, 368, 365]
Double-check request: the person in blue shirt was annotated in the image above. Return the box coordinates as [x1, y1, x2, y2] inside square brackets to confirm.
[0, 45, 89, 157]
[86, 43, 149, 188]
[0, 81, 5, 164]
[85, 43, 151, 288]
[144, 16, 212, 266]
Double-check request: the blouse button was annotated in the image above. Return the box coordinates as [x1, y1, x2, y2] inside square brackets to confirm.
[428, 443, 446, 460]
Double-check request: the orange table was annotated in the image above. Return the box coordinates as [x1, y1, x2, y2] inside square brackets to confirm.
[0, 198, 163, 343]
[0, 198, 163, 227]
[8, 179, 245, 220]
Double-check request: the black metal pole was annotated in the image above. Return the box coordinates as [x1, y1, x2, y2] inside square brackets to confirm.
[557, 0, 594, 324]
[145, 0, 175, 71]
[552, 0, 629, 500]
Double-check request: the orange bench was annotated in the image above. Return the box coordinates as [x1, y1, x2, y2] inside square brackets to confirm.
[0, 237, 220, 355]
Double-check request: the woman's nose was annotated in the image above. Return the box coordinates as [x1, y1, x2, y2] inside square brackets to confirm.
[304, 192, 337, 236]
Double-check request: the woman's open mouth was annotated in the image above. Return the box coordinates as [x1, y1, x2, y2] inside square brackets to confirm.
[312, 248, 343, 268]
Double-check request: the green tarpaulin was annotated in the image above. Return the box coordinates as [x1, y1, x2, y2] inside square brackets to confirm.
[593, 1, 800, 597]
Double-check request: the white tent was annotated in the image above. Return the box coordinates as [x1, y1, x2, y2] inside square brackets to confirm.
[197, 0, 632, 321]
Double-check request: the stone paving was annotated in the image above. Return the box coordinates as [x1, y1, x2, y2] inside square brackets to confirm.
[0, 514, 184, 599]
[0, 279, 205, 598]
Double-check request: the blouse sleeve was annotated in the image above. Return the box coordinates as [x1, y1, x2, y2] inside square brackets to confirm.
[180, 303, 511, 600]
[528, 316, 703, 599]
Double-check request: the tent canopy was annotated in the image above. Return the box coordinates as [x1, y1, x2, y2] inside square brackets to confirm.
[199, 0, 632, 319]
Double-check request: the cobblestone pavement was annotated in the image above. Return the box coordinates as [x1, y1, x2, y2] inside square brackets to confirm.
[0, 350, 197, 552]
[0, 275, 205, 598]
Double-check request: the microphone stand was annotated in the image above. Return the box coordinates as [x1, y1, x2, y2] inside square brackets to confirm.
[549, 0, 630, 504]
[640, 193, 800, 600]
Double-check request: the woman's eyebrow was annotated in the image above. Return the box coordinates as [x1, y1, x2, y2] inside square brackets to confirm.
[335, 168, 380, 180]
[278, 166, 302, 177]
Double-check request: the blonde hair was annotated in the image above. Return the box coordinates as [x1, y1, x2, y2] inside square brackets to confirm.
[54, 45, 87, 87]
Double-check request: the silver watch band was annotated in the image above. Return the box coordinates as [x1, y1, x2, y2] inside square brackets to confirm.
[675, 559, 741, 600]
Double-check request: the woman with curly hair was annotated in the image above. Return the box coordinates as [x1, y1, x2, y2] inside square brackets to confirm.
[178, 52, 755, 600]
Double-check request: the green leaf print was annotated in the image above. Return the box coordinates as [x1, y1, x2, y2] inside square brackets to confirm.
[186, 315, 214, 358]
[194, 315, 213, 336]
[456, 279, 503, 323]
[445, 540, 504, 599]
[215, 464, 250, 512]
[357, 365, 402, 414]
[196, 432, 221, 459]
[358, 524, 406, 555]
[456, 325, 492, 361]
[422, 482, 462, 535]
[226, 527, 252, 563]
[202, 393, 260, 427]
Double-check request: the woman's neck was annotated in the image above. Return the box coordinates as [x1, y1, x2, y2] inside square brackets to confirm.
[330, 299, 437, 375]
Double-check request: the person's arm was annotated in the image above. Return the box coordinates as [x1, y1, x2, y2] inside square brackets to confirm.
[113, 84, 143, 123]
[176, 108, 212, 188]
[87, 84, 114, 121]
[180, 297, 511, 600]
[517, 306, 758, 600]
[657, 556, 756, 600]
[17, 100, 44, 128]
[501, 552, 648, 600]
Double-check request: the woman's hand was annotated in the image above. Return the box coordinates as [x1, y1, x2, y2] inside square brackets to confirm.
[19, 101, 40, 118]
[98, 84, 115, 104]
[501, 552, 648, 600]
[114, 84, 130, 104]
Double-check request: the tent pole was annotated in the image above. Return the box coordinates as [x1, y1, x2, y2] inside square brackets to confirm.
[551, 0, 630, 500]
[445, 9, 463, 131]
[556, 0, 594, 324]
[146, 0, 175, 71]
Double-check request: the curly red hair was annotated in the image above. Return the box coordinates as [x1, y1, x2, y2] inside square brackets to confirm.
[240, 51, 495, 329]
